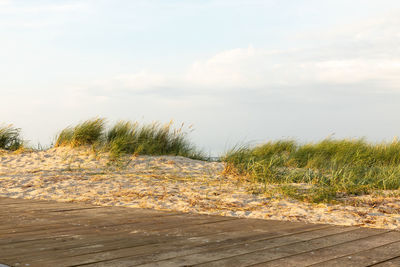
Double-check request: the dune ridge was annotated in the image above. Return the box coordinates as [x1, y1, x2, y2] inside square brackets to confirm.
[1, 147, 400, 229]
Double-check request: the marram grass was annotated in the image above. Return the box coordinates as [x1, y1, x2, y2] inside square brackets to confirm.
[106, 121, 201, 158]
[55, 118, 204, 159]
[6, 118, 400, 203]
[55, 118, 106, 147]
[0, 124, 23, 151]
[223, 139, 400, 203]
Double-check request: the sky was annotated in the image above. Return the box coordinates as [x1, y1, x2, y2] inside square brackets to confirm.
[1, 0, 400, 155]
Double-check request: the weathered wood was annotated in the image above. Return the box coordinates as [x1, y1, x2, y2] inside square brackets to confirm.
[27, 222, 328, 266]
[136, 227, 368, 267]
[241, 231, 400, 267]
[373, 256, 400, 266]
[0, 197, 399, 267]
[82, 225, 342, 267]
[308, 241, 400, 267]
[181, 230, 395, 266]
[0, 214, 233, 248]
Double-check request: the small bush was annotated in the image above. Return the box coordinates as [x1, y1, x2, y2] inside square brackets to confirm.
[0, 125, 23, 151]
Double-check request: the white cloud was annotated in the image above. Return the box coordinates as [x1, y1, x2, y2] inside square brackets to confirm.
[40, 9, 397, 118]
[76, 11, 400, 98]
[311, 59, 400, 86]
[185, 12, 400, 90]
[186, 46, 269, 88]
[95, 50, 400, 98]
[172, 14, 400, 91]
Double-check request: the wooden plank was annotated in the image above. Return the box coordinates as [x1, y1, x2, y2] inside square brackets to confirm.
[0, 210, 105, 233]
[3, 223, 242, 267]
[18, 224, 330, 267]
[185, 228, 392, 267]
[0, 216, 251, 258]
[130, 226, 364, 267]
[4, 233, 185, 266]
[0, 211, 322, 267]
[0, 213, 233, 246]
[0, 214, 234, 251]
[0, 209, 191, 247]
[0, 204, 189, 227]
[0, 210, 209, 234]
[372, 256, 400, 267]
[79, 225, 340, 267]
[0, 214, 233, 253]
[149, 220, 325, 243]
[248, 231, 400, 267]
[308, 241, 400, 267]
[0, 216, 232, 249]
[0, 209, 182, 233]
[1, 197, 398, 267]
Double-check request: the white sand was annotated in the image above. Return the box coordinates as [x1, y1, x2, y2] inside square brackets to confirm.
[1, 147, 399, 229]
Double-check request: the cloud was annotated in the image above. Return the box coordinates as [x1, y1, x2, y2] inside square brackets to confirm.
[73, 10, 400, 101]
[186, 46, 273, 89]
[90, 51, 400, 99]
[46, 9, 398, 117]
[185, 12, 400, 91]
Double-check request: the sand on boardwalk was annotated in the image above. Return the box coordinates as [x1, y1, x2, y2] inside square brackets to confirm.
[1, 147, 399, 229]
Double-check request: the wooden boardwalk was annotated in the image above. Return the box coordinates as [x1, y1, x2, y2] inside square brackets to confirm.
[0, 197, 400, 267]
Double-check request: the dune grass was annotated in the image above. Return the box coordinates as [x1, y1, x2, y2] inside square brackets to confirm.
[55, 118, 106, 147]
[223, 139, 400, 202]
[106, 121, 202, 158]
[0, 125, 23, 151]
[55, 118, 204, 159]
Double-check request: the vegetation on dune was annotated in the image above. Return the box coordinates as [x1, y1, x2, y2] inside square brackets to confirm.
[0, 124, 23, 151]
[223, 139, 400, 202]
[6, 118, 400, 203]
[55, 118, 204, 159]
[55, 118, 106, 147]
[106, 120, 202, 159]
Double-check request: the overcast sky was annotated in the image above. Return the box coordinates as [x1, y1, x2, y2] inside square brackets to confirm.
[1, 0, 400, 155]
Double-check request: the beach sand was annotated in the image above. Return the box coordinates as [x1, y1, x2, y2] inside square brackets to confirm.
[1, 147, 399, 229]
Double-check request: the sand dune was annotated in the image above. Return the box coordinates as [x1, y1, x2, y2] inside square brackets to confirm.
[1, 147, 399, 229]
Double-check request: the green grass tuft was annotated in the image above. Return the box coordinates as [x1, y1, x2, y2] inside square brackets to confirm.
[0, 124, 23, 151]
[55, 118, 204, 160]
[223, 138, 400, 202]
[106, 120, 204, 159]
[55, 118, 106, 147]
